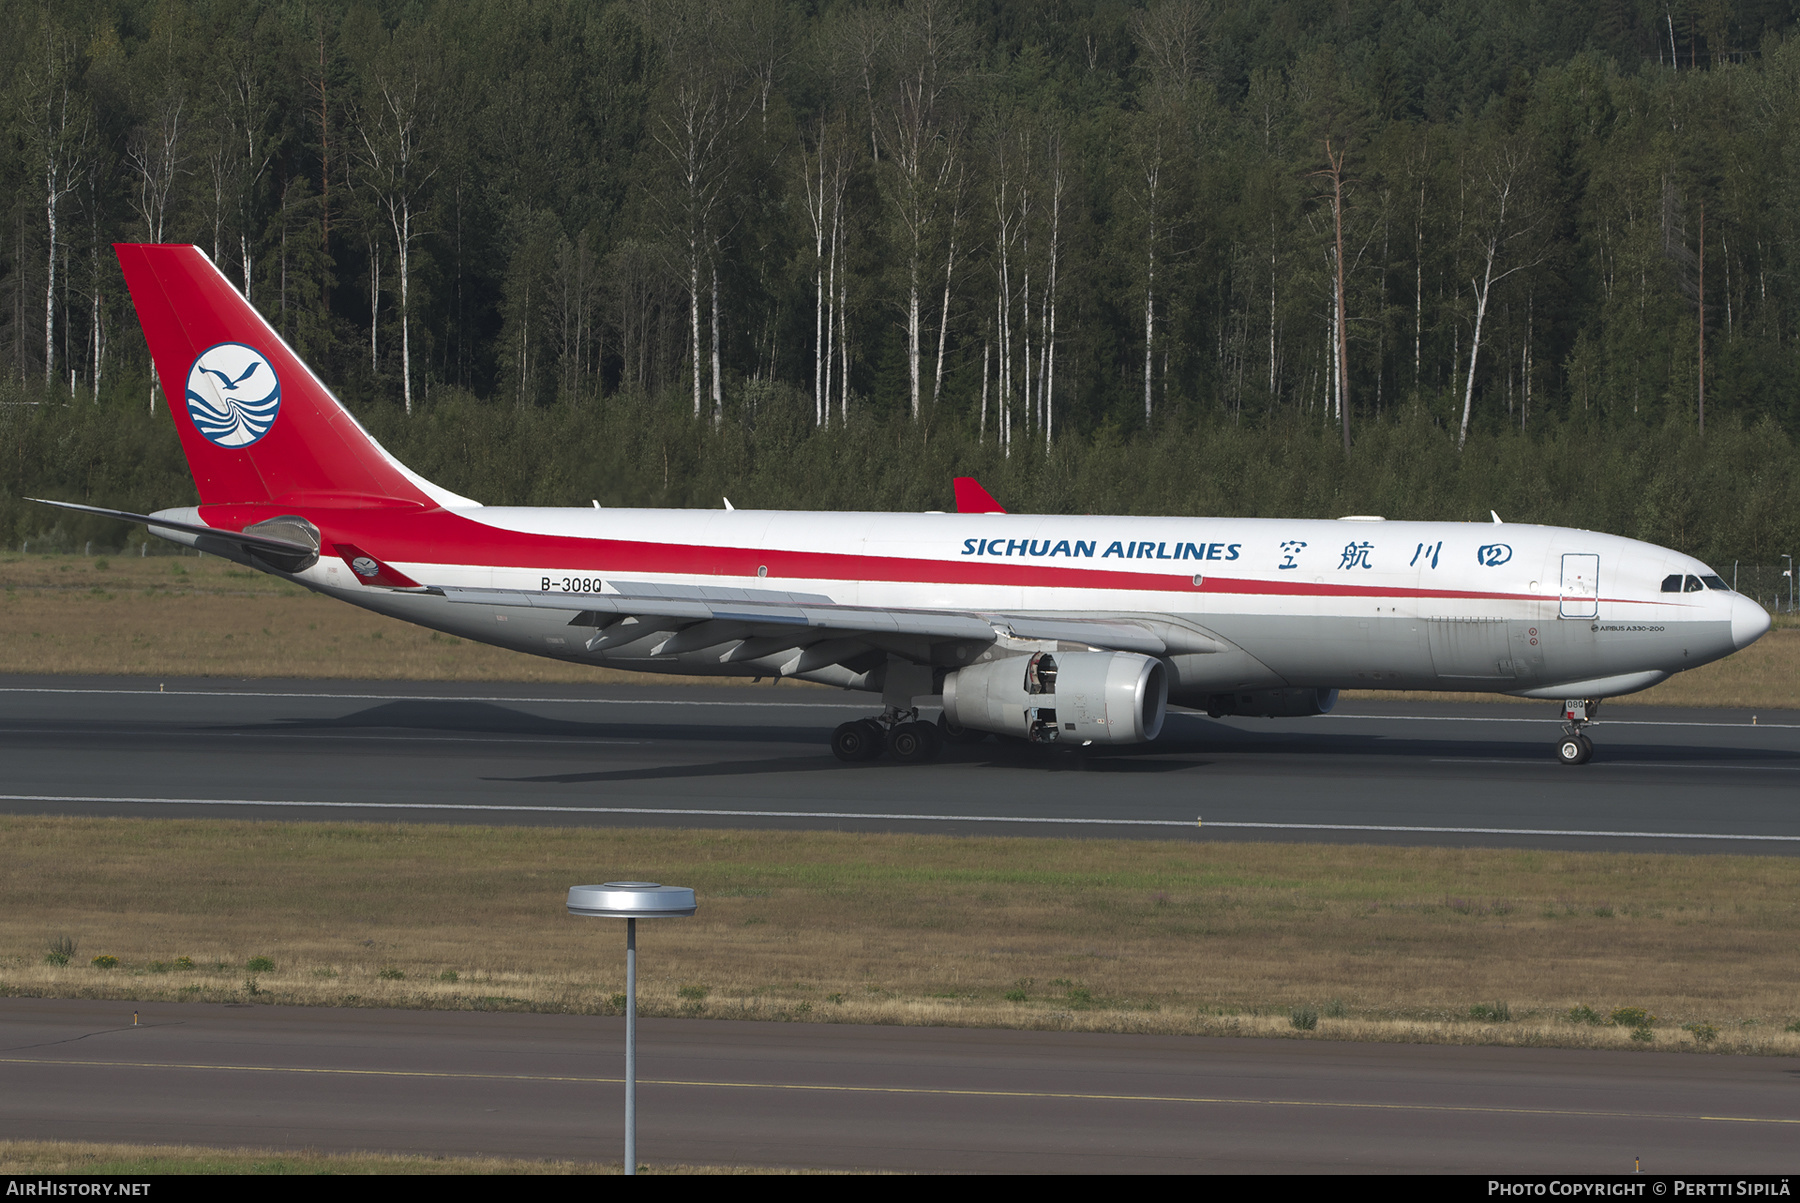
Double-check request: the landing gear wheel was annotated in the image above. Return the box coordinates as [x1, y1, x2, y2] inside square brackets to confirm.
[937, 713, 988, 744]
[889, 720, 942, 763]
[1556, 735, 1593, 766]
[832, 720, 886, 762]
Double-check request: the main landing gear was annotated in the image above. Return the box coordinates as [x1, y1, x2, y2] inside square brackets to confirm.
[831, 710, 982, 764]
[1556, 698, 1600, 765]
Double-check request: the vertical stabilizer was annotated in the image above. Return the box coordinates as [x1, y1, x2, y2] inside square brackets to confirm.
[953, 477, 1007, 514]
[115, 243, 475, 509]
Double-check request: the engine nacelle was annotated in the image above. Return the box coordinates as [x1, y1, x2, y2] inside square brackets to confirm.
[1204, 687, 1338, 718]
[942, 651, 1167, 745]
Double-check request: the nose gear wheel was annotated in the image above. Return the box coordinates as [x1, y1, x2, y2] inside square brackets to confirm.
[1556, 699, 1600, 765]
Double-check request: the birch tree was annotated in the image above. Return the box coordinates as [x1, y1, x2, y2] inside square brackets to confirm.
[985, 112, 1021, 452]
[355, 22, 443, 415]
[1131, 0, 1210, 87]
[878, 0, 971, 420]
[1126, 89, 1179, 424]
[22, 26, 91, 390]
[1128, 2, 1207, 425]
[1313, 138, 1352, 453]
[643, 0, 755, 424]
[931, 153, 968, 413]
[128, 90, 186, 410]
[553, 230, 601, 406]
[801, 111, 853, 424]
[1458, 142, 1543, 450]
[1038, 127, 1065, 448]
[224, 35, 273, 300]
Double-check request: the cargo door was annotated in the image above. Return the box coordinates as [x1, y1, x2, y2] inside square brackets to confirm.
[1426, 617, 1516, 680]
[1560, 553, 1600, 619]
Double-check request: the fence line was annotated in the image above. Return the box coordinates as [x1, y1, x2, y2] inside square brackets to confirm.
[1732, 562, 1796, 614]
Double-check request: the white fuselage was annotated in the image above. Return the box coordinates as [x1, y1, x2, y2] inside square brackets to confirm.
[210, 506, 1766, 707]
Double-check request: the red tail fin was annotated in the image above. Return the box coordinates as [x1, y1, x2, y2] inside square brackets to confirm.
[953, 477, 1006, 514]
[116, 244, 471, 510]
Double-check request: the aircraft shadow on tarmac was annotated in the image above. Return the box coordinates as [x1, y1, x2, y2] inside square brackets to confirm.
[199, 699, 1797, 776]
[491, 743, 1212, 785]
[236, 699, 815, 747]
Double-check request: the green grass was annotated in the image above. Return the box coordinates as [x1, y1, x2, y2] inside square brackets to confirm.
[1, 816, 1797, 1052]
[0, 1140, 827, 1175]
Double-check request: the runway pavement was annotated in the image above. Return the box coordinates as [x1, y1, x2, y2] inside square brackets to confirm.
[2, 997, 1795, 1173]
[2, 675, 1798, 852]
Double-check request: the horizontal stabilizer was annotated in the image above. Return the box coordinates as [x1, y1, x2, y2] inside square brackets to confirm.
[28, 498, 319, 571]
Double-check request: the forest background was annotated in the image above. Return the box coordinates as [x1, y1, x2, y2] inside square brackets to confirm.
[0, 0, 1797, 582]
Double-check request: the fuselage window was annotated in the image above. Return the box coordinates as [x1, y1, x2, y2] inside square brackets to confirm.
[1661, 574, 1684, 593]
[1700, 575, 1729, 591]
[1684, 575, 1704, 593]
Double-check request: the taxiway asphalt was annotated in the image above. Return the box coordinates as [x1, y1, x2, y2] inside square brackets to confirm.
[2, 997, 1794, 1173]
[2, 675, 1797, 852]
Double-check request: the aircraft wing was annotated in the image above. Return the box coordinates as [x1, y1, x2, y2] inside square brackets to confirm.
[437, 583, 1211, 661]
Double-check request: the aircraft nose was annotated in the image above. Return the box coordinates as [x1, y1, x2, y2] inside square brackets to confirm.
[1731, 594, 1772, 650]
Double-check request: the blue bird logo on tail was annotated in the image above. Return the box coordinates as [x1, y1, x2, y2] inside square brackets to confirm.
[185, 342, 281, 448]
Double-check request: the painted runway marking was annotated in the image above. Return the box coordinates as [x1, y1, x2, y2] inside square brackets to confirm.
[4, 795, 1798, 842]
[1, 1056, 1792, 1126]
[1197, 819, 1800, 842]
[0, 728, 650, 747]
[0, 795, 1189, 828]
[0, 687, 865, 709]
[1431, 758, 1800, 772]
[1324, 714, 1800, 730]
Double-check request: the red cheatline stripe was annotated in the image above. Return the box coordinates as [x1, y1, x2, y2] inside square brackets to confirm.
[188, 502, 1661, 605]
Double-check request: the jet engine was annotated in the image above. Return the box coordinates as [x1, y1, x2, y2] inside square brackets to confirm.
[942, 651, 1167, 745]
[1203, 687, 1338, 718]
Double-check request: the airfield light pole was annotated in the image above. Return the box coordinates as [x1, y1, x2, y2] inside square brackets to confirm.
[567, 882, 696, 1176]
[1783, 554, 1793, 614]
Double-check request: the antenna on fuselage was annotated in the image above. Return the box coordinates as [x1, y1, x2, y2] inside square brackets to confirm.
[1490, 510, 1504, 524]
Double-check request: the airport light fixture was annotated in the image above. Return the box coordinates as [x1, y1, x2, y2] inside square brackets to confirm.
[567, 881, 697, 1176]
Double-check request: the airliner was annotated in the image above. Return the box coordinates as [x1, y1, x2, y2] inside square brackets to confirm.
[35, 245, 1772, 766]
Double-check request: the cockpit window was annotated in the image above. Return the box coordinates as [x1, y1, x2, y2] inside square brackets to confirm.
[1664, 572, 1730, 593]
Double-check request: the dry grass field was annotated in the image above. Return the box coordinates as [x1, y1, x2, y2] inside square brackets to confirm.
[1, 552, 1794, 707]
[3, 817, 1797, 1055]
[0, 552, 785, 686]
[0, 1140, 798, 1175]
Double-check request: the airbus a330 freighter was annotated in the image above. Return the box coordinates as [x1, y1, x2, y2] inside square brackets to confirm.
[38, 245, 1772, 766]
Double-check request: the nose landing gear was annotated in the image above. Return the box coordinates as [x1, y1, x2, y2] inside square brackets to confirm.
[1556, 733, 1593, 765]
[1556, 698, 1600, 765]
